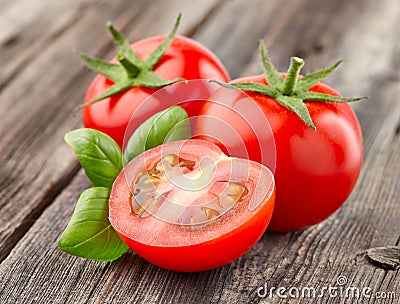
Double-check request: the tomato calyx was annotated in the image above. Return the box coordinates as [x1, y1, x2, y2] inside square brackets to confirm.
[75, 14, 184, 108]
[212, 41, 367, 130]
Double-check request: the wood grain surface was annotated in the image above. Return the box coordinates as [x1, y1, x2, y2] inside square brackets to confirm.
[0, 0, 399, 303]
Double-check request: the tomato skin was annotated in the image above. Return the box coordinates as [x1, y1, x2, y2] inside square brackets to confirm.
[200, 74, 363, 232]
[109, 140, 275, 271]
[116, 190, 275, 272]
[83, 35, 230, 147]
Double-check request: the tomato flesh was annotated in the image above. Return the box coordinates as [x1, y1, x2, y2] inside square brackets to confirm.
[109, 140, 275, 271]
[83, 35, 230, 147]
[199, 75, 363, 231]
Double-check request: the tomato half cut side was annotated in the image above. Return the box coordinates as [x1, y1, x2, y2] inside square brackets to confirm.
[109, 140, 275, 272]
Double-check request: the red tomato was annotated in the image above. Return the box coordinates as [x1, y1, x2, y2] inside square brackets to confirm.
[109, 139, 275, 272]
[82, 35, 230, 147]
[199, 74, 363, 232]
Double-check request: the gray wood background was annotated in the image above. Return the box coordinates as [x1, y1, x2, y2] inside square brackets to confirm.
[0, 0, 399, 303]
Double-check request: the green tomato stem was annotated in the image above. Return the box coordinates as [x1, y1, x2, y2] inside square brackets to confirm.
[282, 57, 304, 96]
[117, 53, 139, 79]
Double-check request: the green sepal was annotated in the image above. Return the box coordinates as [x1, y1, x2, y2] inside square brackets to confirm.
[300, 92, 367, 103]
[213, 40, 366, 130]
[79, 72, 183, 109]
[231, 83, 280, 99]
[259, 41, 284, 90]
[131, 70, 184, 88]
[144, 13, 181, 69]
[74, 50, 125, 83]
[106, 22, 144, 69]
[276, 95, 316, 130]
[80, 83, 133, 108]
[76, 14, 184, 108]
[297, 60, 343, 91]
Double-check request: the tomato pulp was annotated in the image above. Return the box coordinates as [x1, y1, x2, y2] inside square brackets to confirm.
[199, 75, 363, 231]
[109, 140, 275, 271]
[83, 35, 230, 147]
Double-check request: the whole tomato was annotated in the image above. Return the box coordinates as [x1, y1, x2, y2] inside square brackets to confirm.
[199, 42, 364, 232]
[78, 15, 230, 147]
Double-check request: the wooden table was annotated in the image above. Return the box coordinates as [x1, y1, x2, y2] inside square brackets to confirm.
[1, 0, 399, 303]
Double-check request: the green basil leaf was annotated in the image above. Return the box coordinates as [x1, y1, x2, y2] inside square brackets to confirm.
[123, 106, 191, 164]
[58, 187, 128, 262]
[65, 128, 123, 188]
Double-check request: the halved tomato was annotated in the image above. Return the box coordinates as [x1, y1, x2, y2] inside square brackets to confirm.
[109, 139, 275, 272]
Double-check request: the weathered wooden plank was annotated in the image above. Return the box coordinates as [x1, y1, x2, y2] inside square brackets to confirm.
[192, 0, 287, 79]
[0, 0, 90, 91]
[119, 0, 221, 40]
[242, 0, 370, 76]
[0, 0, 62, 44]
[0, 0, 399, 303]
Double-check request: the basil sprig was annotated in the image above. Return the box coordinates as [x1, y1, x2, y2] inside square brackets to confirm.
[59, 106, 191, 262]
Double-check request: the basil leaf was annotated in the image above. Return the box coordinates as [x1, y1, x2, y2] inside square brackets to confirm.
[65, 128, 123, 188]
[123, 106, 191, 164]
[58, 187, 128, 262]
